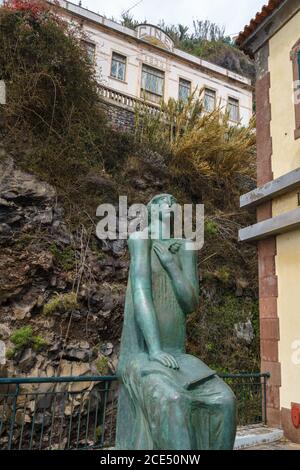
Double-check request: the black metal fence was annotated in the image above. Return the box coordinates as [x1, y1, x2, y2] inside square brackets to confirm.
[0, 373, 270, 450]
[0, 376, 118, 450]
[220, 373, 270, 427]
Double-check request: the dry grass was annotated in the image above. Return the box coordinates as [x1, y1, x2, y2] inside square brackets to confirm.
[134, 91, 256, 196]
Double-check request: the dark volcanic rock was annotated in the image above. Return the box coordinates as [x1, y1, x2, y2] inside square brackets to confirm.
[0, 157, 55, 205]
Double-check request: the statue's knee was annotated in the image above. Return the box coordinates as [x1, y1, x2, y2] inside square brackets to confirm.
[162, 388, 183, 407]
[169, 392, 182, 404]
[145, 378, 183, 408]
[223, 393, 236, 410]
[218, 391, 236, 416]
[211, 386, 236, 413]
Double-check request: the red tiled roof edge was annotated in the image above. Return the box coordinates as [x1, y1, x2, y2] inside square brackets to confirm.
[236, 0, 285, 48]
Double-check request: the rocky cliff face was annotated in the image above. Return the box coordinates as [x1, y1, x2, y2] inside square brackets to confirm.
[0, 144, 259, 384]
[0, 145, 181, 448]
[0, 153, 126, 381]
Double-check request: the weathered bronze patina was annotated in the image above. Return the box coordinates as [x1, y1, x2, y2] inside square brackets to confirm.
[116, 194, 236, 450]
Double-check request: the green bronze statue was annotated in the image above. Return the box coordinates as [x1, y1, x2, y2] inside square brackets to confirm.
[116, 194, 236, 450]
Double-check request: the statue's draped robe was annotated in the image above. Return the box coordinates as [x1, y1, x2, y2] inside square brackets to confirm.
[116, 243, 236, 450]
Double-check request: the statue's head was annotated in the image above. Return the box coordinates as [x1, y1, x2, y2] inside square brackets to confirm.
[147, 194, 177, 226]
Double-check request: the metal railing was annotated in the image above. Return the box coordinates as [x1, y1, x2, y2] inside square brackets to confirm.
[0, 372, 270, 450]
[220, 373, 270, 427]
[0, 375, 118, 450]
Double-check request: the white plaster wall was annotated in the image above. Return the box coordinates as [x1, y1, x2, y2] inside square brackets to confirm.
[61, 9, 252, 126]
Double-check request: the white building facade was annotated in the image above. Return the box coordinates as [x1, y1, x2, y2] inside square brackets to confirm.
[56, 1, 253, 128]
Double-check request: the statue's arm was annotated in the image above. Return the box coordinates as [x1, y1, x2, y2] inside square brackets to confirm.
[129, 236, 161, 356]
[129, 236, 178, 369]
[154, 241, 199, 314]
[179, 246, 200, 313]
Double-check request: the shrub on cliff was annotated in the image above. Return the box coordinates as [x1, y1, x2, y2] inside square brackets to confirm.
[0, 0, 131, 222]
[122, 15, 255, 80]
[1, 0, 103, 138]
[6, 326, 48, 359]
[134, 92, 256, 204]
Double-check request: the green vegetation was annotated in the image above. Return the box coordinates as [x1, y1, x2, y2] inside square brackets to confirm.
[0, 0, 133, 225]
[187, 295, 260, 373]
[95, 426, 102, 442]
[215, 266, 231, 284]
[96, 356, 109, 375]
[5, 348, 16, 360]
[205, 219, 218, 237]
[7, 326, 48, 358]
[43, 292, 78, 315]
[122, 14, 254, 80]
[14, 233, 35, 250]
[0, 2, 259, 373]
[49, 244, 76, 271]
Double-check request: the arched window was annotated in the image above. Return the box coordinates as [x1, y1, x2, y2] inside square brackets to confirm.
[291, 39, 300, 139]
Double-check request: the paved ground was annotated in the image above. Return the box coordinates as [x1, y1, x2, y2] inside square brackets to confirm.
[235, 424, 284, 449]
[247, 438, 300, 450]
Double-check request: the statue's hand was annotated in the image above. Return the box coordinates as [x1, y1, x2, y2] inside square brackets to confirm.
[169, 240, 183, 254]
[149, 351, 179, 370]
[153, 242, 175, 269]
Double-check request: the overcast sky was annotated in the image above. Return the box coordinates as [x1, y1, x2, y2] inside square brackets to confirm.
[80, 0, 266, 37]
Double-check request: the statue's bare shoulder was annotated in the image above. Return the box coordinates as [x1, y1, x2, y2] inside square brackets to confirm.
[128, 230, 150, 252]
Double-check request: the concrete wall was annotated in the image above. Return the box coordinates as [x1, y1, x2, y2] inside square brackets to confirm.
[269, 10, 300, 415]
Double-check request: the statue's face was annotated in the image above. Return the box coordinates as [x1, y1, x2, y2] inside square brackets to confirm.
[154, 194, 177, 210]
[149, 194, 177, 225]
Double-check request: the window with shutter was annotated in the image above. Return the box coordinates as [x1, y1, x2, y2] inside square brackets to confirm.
[204, 88, 216, 112]
[228, 97, 240, 122]
[179, 78, 191, 102]
[111, 53, 127, 81]
[141, 65, 165, 104]
[81, 41, 96, 64]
